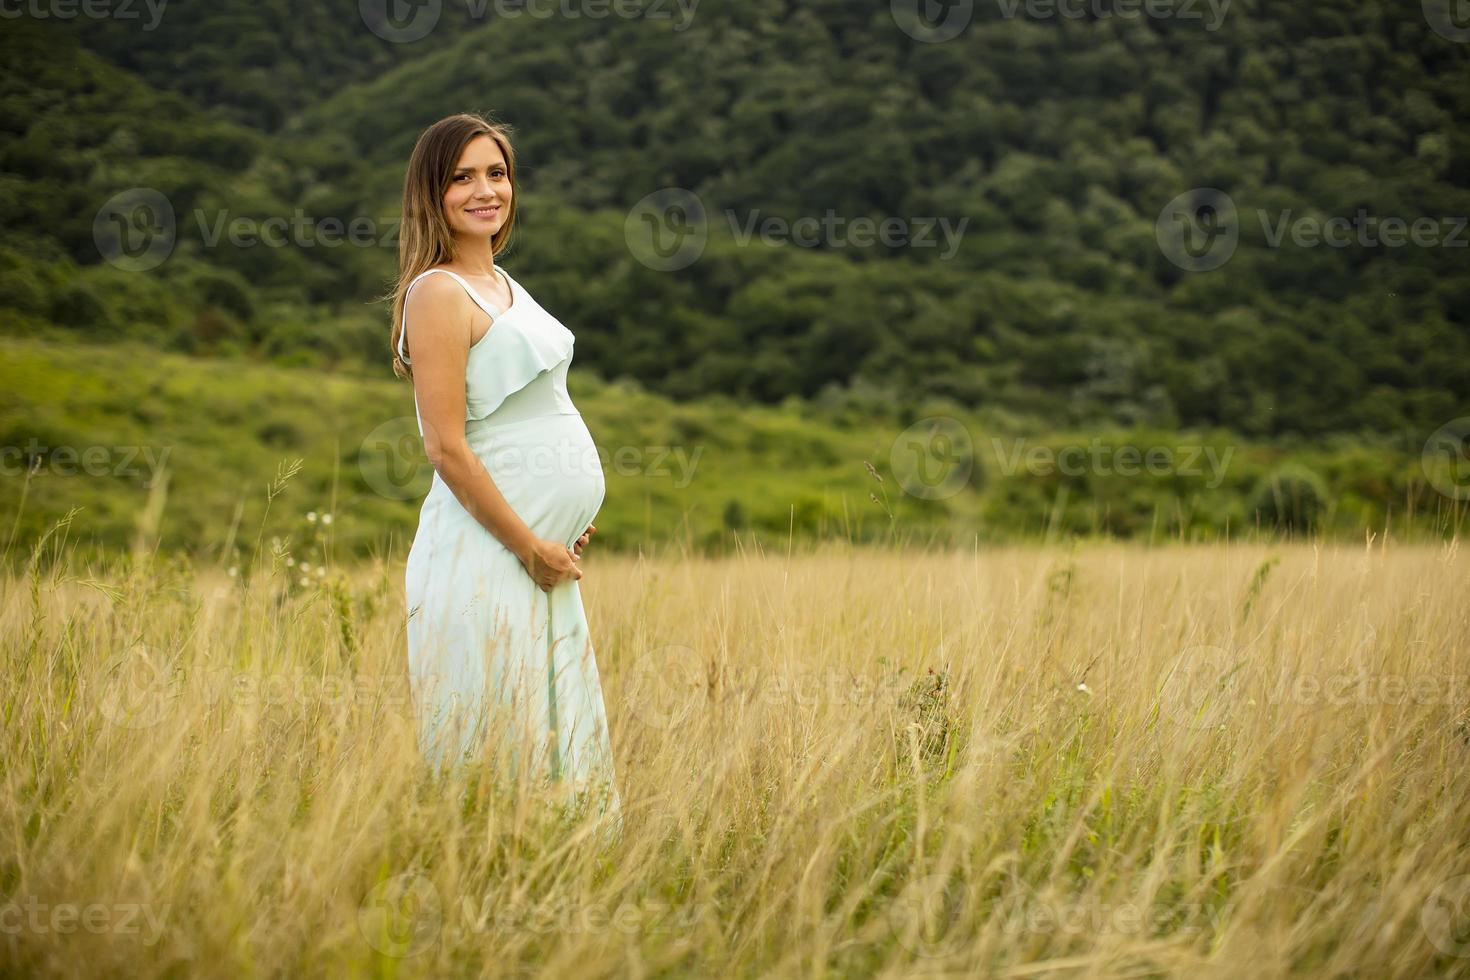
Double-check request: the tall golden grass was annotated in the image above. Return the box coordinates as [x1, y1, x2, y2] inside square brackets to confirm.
[3, 516, 1468, 977]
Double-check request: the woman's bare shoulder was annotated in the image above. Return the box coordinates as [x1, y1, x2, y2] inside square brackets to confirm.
[404, 271, 475, 354]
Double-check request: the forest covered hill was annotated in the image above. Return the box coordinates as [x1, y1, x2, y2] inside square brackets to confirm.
[1, 0, 1467, 443]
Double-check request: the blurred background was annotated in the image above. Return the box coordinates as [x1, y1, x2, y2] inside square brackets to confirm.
[1, 0, 1467, 564]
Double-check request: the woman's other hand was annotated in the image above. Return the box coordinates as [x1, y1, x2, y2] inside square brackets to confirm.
[573, 522, 596, 558]
[519, 537, 582, 592]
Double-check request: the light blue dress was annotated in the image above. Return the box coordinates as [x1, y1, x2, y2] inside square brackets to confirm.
[397, 265, 619, 820]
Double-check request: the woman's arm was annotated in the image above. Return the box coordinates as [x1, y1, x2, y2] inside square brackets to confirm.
[405, 275, 580, 591]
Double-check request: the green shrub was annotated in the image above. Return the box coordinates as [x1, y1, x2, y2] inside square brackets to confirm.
[0, 268, 49, 317]
[1251, 464, 1328, 533]
[51, 281, 115, 332]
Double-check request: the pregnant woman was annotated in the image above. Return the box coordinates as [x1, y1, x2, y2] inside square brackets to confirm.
[388, 113, 619, 822]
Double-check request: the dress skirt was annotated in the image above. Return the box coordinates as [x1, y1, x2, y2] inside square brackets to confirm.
[403, 408, 618, 816]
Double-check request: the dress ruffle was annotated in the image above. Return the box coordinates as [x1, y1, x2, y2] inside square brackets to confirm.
[463, 298, 576, 422]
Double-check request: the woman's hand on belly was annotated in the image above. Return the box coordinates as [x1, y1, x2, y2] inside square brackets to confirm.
[519, 536, 583, 593]
[573, 522, 596, 558]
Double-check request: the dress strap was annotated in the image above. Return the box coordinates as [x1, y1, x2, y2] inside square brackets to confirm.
[398, 267, 508, 364]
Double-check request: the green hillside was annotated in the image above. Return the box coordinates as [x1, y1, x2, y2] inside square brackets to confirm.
[1, 2, 1466, 440]
[3, 338, 1462, 569]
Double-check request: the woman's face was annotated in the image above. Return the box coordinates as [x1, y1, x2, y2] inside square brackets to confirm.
[442, 134, 511, 238]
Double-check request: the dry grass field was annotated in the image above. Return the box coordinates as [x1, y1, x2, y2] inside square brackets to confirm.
[3, 525, 1468, 978]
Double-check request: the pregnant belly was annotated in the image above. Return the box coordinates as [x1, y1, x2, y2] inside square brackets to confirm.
[462, 412, 606, 550]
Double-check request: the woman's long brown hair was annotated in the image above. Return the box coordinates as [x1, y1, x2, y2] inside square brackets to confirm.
[385, 112, 519, 380]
